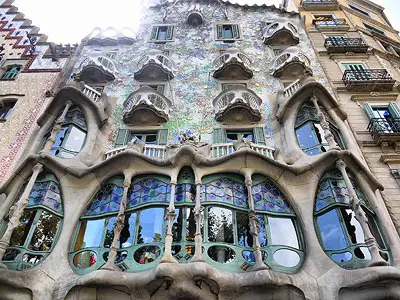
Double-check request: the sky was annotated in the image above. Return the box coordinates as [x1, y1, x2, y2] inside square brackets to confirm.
[11, 0, 400, 44]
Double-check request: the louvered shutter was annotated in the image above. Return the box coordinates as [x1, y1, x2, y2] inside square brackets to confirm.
[253, 127, 266, 145]
[232, 25, 240, 39]
[216, 25, 223, 40]
[115, 129, 129, 147]
[388, 102, 400, 118]
[150, 26, 158, 40]
[157, 129, 169, 145]
[363, 103, 375, 120]
[166, 26, 174, 40]
[213, 128, 227, 144]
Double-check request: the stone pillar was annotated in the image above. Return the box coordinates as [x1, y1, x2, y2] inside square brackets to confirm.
[245, 177, 268, 271]
[311, 96, 340, 151]
[42, 100, 74, 153]
[160, 181, 178, 263]
[101, 172, 133, 271]
[336, 159, 388, 267]
[0, 163, 43, 269]
[190, 182, 205, 262]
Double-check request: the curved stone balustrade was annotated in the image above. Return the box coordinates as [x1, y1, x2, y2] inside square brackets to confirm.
[262, 19, 299, 46]
[212, 85, 262, 122]
[123, 86, 172, 125]
[212, 48, 253, 80]
[73, 55, 116, 83]
[272, 46, 312, 77]
[134, 49, 176, 81]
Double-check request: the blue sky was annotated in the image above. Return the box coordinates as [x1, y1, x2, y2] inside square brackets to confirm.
[11, 0, 400, 44]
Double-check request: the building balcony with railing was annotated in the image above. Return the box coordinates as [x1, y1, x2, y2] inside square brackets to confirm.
[301, 0, 339, 10]
[272, 47, 312, 78]
[313, 18, 350, 31]
[262, 19, 299, 46]
[122, 86, 172, 125]
[212, 48, 253, 80]
[134, 49, 176, 81]
[73, 55, 116, 84]
[67, 81, 106, 104]
[213, 85, 262, 123]
[324, 37, 368, 53]
[342, 69, 395, 92]
[367, 118, 400, 147]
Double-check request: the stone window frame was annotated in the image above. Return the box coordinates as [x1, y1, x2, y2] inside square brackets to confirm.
[114, 128, 169, 148]
[218, 79, 248, 92]
[214, 23, 242, 42]
[149, 24, 176, 43]
[0, 98, 17, 122]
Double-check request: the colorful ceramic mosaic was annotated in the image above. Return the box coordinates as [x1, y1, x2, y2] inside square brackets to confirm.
[127, 179, 171, 209]
[251, 180, 293, 214]
[26, 178, 63, 215]
[201, 178, 248, 208]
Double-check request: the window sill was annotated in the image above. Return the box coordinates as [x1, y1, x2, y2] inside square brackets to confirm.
[0, 118, 7, 123]
[0, 78, 16, 81]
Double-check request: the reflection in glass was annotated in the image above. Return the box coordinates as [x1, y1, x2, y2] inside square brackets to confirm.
[22, 253, 44, 265]
[3, 249, 21, 261]
[134, 246, 161, 264]
[208, 246, 235, 263]
[273, 249, 300, 267]
[64, 126, 85, 152]
[268, 217, 299, 248]
[73, 251, 97, 268]
[237, 211, 252, 247]
[242, 250, 267, 263]
[120, 213, 136, 248]
[296, 123, 318, 150]
[103, 250, 128, 264]
[356, 247, 371, 260]
[341, 208, 364, 244]
[29, 211, 60, 251]
[331, 252, 352, 263]
[75, 219, 105, 250]
[185, 207, 196, 242]
[172, 209, 183, 242]
[10, 210, 36, 247]
[257, 215, 267, 247]
[207, 207, 233, 243]
[137, 208, 164, 244]
[103, 217, 116, 248]
[317, 209, 348, 250]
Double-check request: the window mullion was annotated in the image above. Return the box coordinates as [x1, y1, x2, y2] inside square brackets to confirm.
[25, 209, 42, 249]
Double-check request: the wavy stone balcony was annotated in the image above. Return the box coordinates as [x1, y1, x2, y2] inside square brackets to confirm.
[213, 85, 262, 123]
[324, 37, 368, 53]
[272, 47, 312, 77]
[342, 69, 395, 92]
[73, 56, 116, 84]
[313, 18, 350, 31]
[123, 86, 172, 125]
[134, 49, 176, 81]
[262, 19, 299, 46]
[301, 0, 339, 10]
[212, 48, 253, 80]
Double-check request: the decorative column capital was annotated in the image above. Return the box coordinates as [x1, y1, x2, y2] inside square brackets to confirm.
[195, 181, 202, 186]
[245, 179, 253, 187]
[170, 181, 177, 186]
[310, 95, 319, 104]
[32, 163, 44, 174]
[65, 99, 74, 107]
[123, 179, 131, 188]
[336, 159, 346, 171]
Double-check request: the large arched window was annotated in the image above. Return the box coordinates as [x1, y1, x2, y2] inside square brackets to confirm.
[1, 173, 63, 270]
[314, 169, 389, 269]
[295, 102, 344, 156]
[200, 173, 303, 273]
[71, 175, 172, 274]
[44, 106, 87, 158]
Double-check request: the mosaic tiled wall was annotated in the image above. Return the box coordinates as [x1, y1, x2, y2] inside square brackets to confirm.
[70, 2, 330, 149]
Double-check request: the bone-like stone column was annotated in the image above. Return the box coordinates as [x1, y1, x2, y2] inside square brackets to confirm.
[190, 181, 205, 262]
[245, 177, 268, 271]
[42, 100, 74, 153]
[336, 159, 388, 267]
[0, 163, 43, 269]
[101, 171, 133, 271]
[160, 180, 178, 263]
[311, 96, 340, 151]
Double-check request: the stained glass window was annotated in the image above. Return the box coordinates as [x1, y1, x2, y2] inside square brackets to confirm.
[127, 178, 170, 209]
[201, 177, 248, 208]
[314, 169, 388, 269]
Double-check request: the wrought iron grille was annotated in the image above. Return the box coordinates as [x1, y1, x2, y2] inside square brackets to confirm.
[367, 118, 400, 140]
[342, 69, 393, 83]
[314, 18, 347, 27]
[324, 37, 367, 49]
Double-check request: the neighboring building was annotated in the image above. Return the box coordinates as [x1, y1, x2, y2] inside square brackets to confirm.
[0, 0, 76, 184]
[1, 0, 400, 299]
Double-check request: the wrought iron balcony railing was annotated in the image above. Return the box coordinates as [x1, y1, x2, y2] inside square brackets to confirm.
[367, 118, 400, 145]
[314, 18, 349, 30]
[342, 69, 395, 92]
[324, 37, 368, 53]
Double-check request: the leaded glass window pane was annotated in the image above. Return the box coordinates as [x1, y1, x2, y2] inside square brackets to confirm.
[317, 209, 348, 251]
[268, 217, 299, 248]
[207, 207, 234, 244]
[251, 180, 293, 214]
[29, 211, 61, 251]
[137, 208, 164, 244]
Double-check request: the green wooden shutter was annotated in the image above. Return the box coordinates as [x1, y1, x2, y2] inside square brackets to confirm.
[213, 128, 227, 144]
[157, 129, 169, 145]
[216, 25, 223, 40]
[232, 24, 240, 39]
[253, 127, 266, 145]
[363, 103, 375, 120]
[150, 26, 158, 40]
[115, 129, 129, 147]
[388, 102, 400, 118]
[166, 26, 174, 40]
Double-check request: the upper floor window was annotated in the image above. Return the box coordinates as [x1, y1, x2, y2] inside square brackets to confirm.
[1, 65, 21, 79]
[349, 5, 370, 17]
[364, 23, 385, 36]
[213, 127, 266, 145]
[215, 24, 241, 42]
[1, 173, 63, 270]
[221, 83, 247, 91]
[0, 101, 16, 120]
[140, 84, 165, 94]
[114, 129, 169, 148]
[150, 25, 174, 42]
[363, 102, 400, 134]
[295, 102, 344, 156]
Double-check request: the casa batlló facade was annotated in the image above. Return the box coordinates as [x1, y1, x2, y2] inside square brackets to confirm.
[0, 0, 400, 299]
